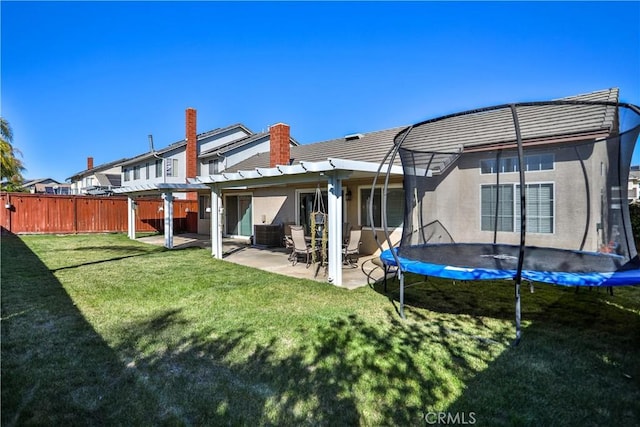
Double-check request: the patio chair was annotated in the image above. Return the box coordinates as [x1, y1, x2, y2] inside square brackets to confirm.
[283, 234, 295, 261]
[291, 227, 313, 267]
[342, 228, 362, 267]
[342, 222, 352, 245]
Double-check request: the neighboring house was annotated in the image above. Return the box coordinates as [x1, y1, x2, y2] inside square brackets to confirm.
[21, 178, 72, 194]
[630, 166, 640, 202]
[115, 108, 299, 202]
[67, 108, 298, 199]
[67, 157, 125, 196]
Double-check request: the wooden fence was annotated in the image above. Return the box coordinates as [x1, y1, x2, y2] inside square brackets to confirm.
[0, 193, 198, 234]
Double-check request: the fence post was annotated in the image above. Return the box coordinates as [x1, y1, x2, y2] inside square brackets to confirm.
[6, 193, 11, 233]
[73, 196, 78, 234]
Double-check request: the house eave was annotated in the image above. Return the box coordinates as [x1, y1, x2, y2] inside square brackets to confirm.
[189, 158, 403, 188]
[113, 183, 210, 196]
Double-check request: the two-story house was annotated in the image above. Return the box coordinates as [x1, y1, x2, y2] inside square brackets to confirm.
[67, 157, 125, 195]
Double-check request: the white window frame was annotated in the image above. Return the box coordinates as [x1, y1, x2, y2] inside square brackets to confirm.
[480, 154, 555, 175]
[357, 184, 404, 229]
[166, 158, 179, 177]
[155, 159, 163, 178]
[294, 187, 348, 227]
[480, 181, 555, 234]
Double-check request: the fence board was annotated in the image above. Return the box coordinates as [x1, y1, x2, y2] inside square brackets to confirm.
[0, 193, 199, 235]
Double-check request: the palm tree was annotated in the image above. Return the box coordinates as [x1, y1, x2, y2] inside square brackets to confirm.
[1, 117, 26, 190]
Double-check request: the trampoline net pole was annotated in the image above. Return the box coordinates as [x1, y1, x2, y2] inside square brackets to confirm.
[514, 279, 522, 345]
[399, 270, 405, 319]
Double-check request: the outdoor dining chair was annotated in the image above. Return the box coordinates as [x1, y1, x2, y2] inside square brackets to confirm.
[342, 228, 362, 267]
[290, 227, 313, 267]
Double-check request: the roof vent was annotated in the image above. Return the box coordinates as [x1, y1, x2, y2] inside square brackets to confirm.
[344, 133, 364, 141]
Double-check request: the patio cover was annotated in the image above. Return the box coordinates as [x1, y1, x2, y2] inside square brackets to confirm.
[191, 157, 402, 287]
[113, 183, 209, 249]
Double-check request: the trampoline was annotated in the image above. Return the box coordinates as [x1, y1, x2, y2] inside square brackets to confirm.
[372, 89, 640, 342]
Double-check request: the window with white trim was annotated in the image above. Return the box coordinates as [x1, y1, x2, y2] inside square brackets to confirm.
[155, 159, 163, 178]
[208, 159, 219, 175]
[481, 183, 554, 233]
[359, 187, 404, 228]
[133, 165, 140, 180]
[480, 154, 554, 174]
[166, 159, 179, 177]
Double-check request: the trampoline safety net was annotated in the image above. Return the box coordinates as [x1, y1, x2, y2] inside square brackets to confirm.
[377, 91, 640, 287]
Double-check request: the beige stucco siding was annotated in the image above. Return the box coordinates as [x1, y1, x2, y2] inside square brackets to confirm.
[412, 142, 607, 252]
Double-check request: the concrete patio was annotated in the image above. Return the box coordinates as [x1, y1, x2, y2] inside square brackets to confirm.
[136, 233, 388, 289]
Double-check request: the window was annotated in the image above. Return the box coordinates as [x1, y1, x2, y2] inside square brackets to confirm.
[133, 165, 140, 180]
[516, 183, 554, 233]
[360, 187, 404, 228]
[155, 159, 163, 178]
[166, 159, 179, 177]
[145, 162, 150, 179]
[123, 169, 130, 182]
[480, 154, 553, 174]
[199, 195, 211, 220]
[481, 183, 554, 233]
[208, 159, 219, 175]
[481, 184, 514, 231]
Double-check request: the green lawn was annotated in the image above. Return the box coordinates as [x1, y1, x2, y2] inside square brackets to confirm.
[2, 233, 639, 426]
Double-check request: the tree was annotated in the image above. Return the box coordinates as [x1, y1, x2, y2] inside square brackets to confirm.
[1, 117, 26, 191]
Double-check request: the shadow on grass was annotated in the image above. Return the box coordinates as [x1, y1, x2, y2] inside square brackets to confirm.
[371, 275, 640, 425]
[0, 233, 168, 425]
[114, 307, 507, 425]
[4, 232, 639, 425]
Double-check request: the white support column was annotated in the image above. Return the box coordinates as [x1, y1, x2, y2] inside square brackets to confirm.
[211, 185, 223, 259]
[327, 175, 343, 286]
[127, 196, 136, 239]
[163, 192, 174, 249]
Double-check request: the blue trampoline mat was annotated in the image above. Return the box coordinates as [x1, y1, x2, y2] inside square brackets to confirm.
[380, 244, 640, 287]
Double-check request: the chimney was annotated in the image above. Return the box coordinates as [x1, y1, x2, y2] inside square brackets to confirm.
[185, 108, 198, 200]
[186, 108, 197, 179]
[269, 123, 290, 168]
[87, 157, 94, 170]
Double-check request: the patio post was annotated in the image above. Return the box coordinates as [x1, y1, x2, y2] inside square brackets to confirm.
[127, 196, 136, 239]
[327, 174, 343, 286]
[211, 185, 223, 259]
[162, 192, 174, 249]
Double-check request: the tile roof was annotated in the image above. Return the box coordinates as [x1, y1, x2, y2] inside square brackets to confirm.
[399, 88, 619, 153]
[227, 126, 407, 172]
[225, 88, 621, 175]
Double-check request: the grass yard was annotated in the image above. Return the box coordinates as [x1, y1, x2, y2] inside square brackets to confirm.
[2, 233, 640, 426]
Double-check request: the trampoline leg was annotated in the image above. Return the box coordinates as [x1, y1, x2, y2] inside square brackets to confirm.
[514, 280, 522, 346]
[399, 270, 405, 320]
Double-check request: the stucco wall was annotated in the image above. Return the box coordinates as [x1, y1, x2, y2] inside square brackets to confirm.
[412, 142, 606, 252]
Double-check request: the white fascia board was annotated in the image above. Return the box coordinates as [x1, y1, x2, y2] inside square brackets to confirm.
[114, 183, 208, 194]
[193, 158, 401, 185]
[326, 158, 404, 175]
[255, 167, 282, 177]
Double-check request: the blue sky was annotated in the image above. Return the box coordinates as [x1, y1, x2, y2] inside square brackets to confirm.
[2, 1, 639, 181]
